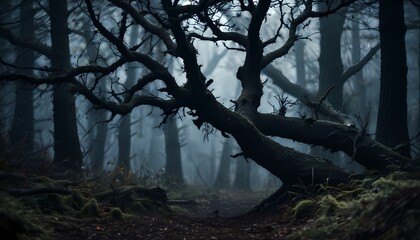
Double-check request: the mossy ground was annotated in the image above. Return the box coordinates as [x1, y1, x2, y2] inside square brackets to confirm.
[1, 162, 419, 239]
[285, 171, 420, 240]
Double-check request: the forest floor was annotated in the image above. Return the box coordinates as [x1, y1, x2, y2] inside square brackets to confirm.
[1, 169, 420, 239]
[41, 190, 296, 240]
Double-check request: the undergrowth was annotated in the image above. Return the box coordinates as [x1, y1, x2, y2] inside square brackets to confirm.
[284, 170, 420, 240]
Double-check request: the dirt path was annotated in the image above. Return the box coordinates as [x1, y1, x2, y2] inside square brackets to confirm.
[41, 190, 296, 239]
[43, 213, 293, 239]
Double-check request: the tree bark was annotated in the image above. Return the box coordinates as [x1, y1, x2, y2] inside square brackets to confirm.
[164, 119, 184, 185]
[376, 0, 411, 158]
[255, 113, 411, 170]
[312, 8, 347, 159]
[50, 0, 83, 177]
[318, 7, 346, 110]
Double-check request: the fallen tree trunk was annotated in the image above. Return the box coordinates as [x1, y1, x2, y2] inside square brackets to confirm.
[191, 91, 411, 188]
[256, 113, 411, 170]
[193, 99, 351, 187]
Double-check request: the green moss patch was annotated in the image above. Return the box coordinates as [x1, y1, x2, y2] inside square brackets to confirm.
[0, 193, 49, 239]
[79, 199, 100, 217]
[286, 171, 420, 240]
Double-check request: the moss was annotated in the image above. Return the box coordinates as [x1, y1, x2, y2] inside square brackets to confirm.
[79, 199, 100, 217]
[110, 208, 124, 220]
[128, 198, 170, 215]
[286, 174, 420, 240]
[319, 195, 349, 216]
[292, 199, 316, 219]
[63, 190, 89, 210]
[336, 188, 365, 200]
[37, 193, 67, 214]
[169, 205, 188, 215]
[0, 194, 49, 239]
[371, 176, 420, 195]
[30, 176, 71, 188]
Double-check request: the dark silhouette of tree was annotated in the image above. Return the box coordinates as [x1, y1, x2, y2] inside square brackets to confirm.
[49, 0, 83, 176]
[214, 138, 233, 189]
[416, 3, 420, 158]
[164, 119, 184, 185]
[233, 155, 251, 190]
[118, 26, 139, 174]
[350, 12, 368, 118]
[311, 6, 347, 160]
[294, 40, 306, 87]
[82, 18, 109, 176]
[318, 5, 346, 110]
[9, 0, 35, 155]
[375, 0, 411, 158]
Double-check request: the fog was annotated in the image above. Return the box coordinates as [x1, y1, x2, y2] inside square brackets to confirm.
[0, 0, 419, 191]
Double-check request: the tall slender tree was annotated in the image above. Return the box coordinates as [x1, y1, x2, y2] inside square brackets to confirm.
[350, 13, 368, 117]
[233, 155, 251, 190]
[376, 0, 411, 158]
[9, 0, 35, 155]
[318, 6, 347, 110]
[295, 40, 306, 87]
[164, 119, 183, 185]
[214, 138, 233, 189]
[49, 0, 83, 176]
[83, 19, 109, 175]
[0, 0, 12, 133]
[415, 3, 420, 158]
[118, 25, 140, 174]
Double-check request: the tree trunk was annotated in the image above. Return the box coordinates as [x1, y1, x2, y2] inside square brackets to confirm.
[0, 1, 11, 133]
[209, 140, 216, 184]
[148, 120, 164, 170]
[50, 0, 83, 177]
[214, 138, 233, 188]
[313, 7, 347, 159]
[295, 40, 306, 86]
[10, 0, 35, 155]
[164, 119, 184, 185]
[233, 155, 251, 191]
[350, 14, 368, 117]
[318, 7, 346, 110]
[83, 19, 109, 175]
[416, 5, 420, 158]
[118, 26, 140, 173]
[118, 114, 131, 173]
[90, 110, 108, 174]
[376, 0, 411, 158]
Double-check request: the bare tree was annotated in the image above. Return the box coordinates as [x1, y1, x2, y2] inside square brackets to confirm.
[49, 0, 83, 176]
[0, 1, 414, 187]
